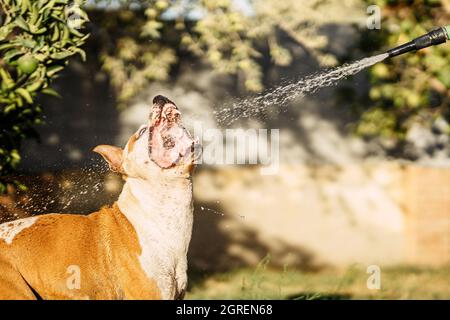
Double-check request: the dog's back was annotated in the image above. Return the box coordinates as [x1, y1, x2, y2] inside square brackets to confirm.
[0, 204, 161, 299]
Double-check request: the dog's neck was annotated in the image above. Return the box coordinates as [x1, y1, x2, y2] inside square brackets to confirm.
[117, 175, 193, 299]
[118, 175, 193, 250]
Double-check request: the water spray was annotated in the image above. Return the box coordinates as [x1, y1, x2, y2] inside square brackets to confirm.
[387, 26, 450, 58]
[214, 26, 450, 124]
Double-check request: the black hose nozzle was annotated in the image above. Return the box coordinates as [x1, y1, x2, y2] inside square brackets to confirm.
[387, 26, 449, 58]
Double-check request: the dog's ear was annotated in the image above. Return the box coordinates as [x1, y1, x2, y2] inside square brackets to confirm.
[93, 145, 124, 173]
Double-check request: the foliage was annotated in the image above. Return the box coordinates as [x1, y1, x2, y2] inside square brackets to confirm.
[357, 0, 450, 143]
[187, 265, 450, 299]
[0, 0, 89, 192]
[98, 0, 364, 106]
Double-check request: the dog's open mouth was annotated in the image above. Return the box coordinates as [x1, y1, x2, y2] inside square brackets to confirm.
[149, 95, 195, 168]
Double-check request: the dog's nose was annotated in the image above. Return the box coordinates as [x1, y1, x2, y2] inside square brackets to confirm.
[153, 95, 176, 108]
[162, 105, 181, 118]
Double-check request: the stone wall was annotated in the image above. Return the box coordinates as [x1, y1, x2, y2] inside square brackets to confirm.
[402, 166, 450, 266]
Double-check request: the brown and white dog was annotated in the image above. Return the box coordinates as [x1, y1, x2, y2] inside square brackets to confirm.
[0, 95, 198, 300]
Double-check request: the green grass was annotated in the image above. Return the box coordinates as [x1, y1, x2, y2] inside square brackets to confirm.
[186, 263, 450, 300]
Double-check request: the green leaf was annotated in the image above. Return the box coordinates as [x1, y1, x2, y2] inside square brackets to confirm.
[16, 88, 34, 104]
[4, 49, 23, 62]
[73, 48, 86, 61]
[41, 87, 61, 97]
[0, 43, 18, 51]
[0, 68, 15, 90]
[26, 79, 44, 92]
[14, 17, 29, 31]
[46, 65, 64, 77]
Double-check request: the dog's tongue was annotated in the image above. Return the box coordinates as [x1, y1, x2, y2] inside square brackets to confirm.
[149, 96, 194, 168]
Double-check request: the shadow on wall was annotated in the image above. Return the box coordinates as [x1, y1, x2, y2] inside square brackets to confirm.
[189, 198, 323, 274]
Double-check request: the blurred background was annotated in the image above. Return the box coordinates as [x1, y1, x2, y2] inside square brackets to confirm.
[0, 0, 449, 299]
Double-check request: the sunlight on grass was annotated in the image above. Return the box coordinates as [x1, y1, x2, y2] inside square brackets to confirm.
[186, 261, 450, 300]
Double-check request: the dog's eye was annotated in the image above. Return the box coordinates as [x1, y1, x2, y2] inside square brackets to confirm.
[137, 126, 147, 139]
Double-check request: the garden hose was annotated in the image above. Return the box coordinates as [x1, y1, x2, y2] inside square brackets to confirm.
[387, 26, 450, 58]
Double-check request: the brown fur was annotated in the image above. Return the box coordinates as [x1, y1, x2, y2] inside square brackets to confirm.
[0, 204, 161, 300]
[127, 134, 138, 153]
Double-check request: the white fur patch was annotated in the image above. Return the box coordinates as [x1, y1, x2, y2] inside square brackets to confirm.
[0, 217, 38, 244]
[118, 178, 193, 300]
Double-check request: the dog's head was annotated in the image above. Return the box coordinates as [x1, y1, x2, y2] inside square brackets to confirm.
[94, 95, 199, 180]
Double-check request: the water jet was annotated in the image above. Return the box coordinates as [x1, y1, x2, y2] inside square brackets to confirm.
[213, 26, 450, 125]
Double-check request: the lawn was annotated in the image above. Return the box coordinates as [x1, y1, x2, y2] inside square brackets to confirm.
[186, 263, 450, 300]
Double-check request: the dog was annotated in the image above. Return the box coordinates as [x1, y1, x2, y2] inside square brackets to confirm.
[0, 95, 198, 300]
